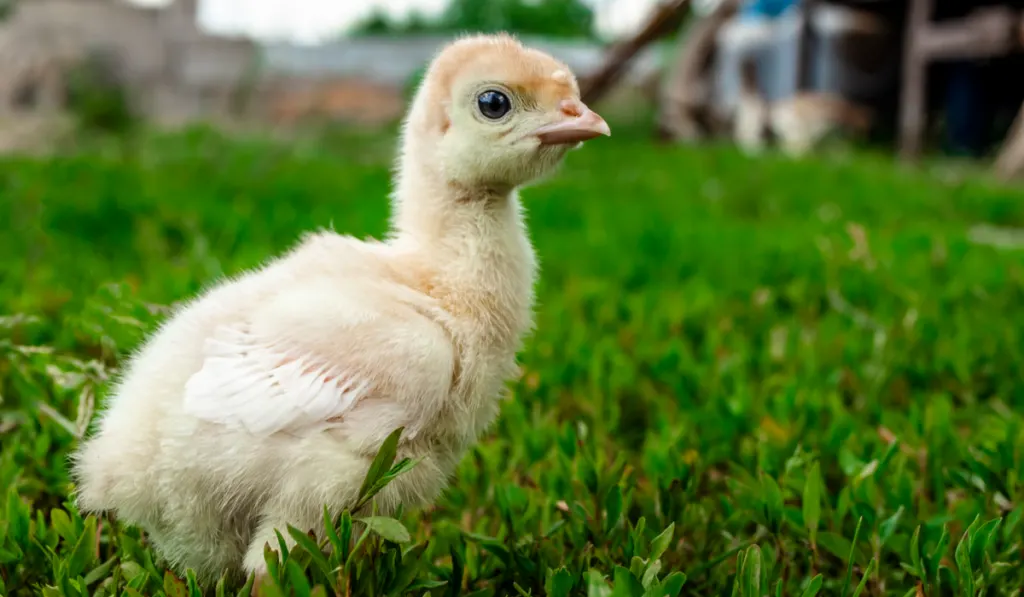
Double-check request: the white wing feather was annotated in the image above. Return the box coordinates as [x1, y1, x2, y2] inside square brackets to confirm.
[183, 324, 371, 436]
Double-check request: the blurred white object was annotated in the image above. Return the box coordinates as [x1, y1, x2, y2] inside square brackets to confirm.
[711, 3, 894, 121]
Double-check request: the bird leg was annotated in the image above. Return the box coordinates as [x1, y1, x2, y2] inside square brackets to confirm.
[242, 521, 297, 580]
[241, 499, 328, 581]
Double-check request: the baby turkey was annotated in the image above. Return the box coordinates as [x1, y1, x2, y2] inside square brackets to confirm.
[71, 32, 610, 583]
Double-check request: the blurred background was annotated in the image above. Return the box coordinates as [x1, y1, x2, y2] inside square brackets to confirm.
[0, 0, 1023, 173]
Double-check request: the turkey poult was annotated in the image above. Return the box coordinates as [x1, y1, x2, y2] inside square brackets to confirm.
[70, 33, 610, 582]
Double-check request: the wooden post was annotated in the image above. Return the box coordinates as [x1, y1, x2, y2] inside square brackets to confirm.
[581, 0, 692, 107]
[796, 0, 819, 91]
[995, 101, 1024, 180]
[657, 0, 740, 141]
[898, 0, 932, 161]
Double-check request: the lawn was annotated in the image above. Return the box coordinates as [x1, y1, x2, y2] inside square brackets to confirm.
[2, 123, 1023, 596]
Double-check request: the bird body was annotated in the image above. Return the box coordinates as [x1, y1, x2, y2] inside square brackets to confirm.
[71, 33, 609, 582]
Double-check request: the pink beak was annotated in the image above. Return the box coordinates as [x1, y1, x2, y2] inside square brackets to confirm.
[533, 99, 611, 145]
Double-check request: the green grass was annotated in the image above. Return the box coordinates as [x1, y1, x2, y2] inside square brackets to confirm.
[2, 123, 1024, 596]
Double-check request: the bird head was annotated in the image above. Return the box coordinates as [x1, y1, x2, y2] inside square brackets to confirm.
[401, 33, 611, 191]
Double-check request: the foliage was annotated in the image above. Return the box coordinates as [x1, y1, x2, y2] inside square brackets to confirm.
[350, 0, 596, 40]
[353, 8, 436, 37]
[62, 49, 139, 140]
[2, 123, 1024, 595]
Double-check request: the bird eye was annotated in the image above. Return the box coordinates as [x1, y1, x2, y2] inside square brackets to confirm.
[477, 90, 511, 120]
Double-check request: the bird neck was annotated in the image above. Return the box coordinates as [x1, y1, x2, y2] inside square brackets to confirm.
[387, 154, 538, 349]
[388, 154, 524, 250]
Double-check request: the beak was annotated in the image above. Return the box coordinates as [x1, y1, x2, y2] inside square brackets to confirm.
[533, 100, 611, 145]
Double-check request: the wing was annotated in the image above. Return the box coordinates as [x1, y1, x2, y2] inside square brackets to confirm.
[181, 281, 455, 439]
[183, 324, 372, 435]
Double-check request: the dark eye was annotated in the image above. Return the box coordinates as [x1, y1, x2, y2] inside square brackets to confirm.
[477, 90, 511, 120]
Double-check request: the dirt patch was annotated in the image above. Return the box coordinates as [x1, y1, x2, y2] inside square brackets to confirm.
[0, 113, 74, 155]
